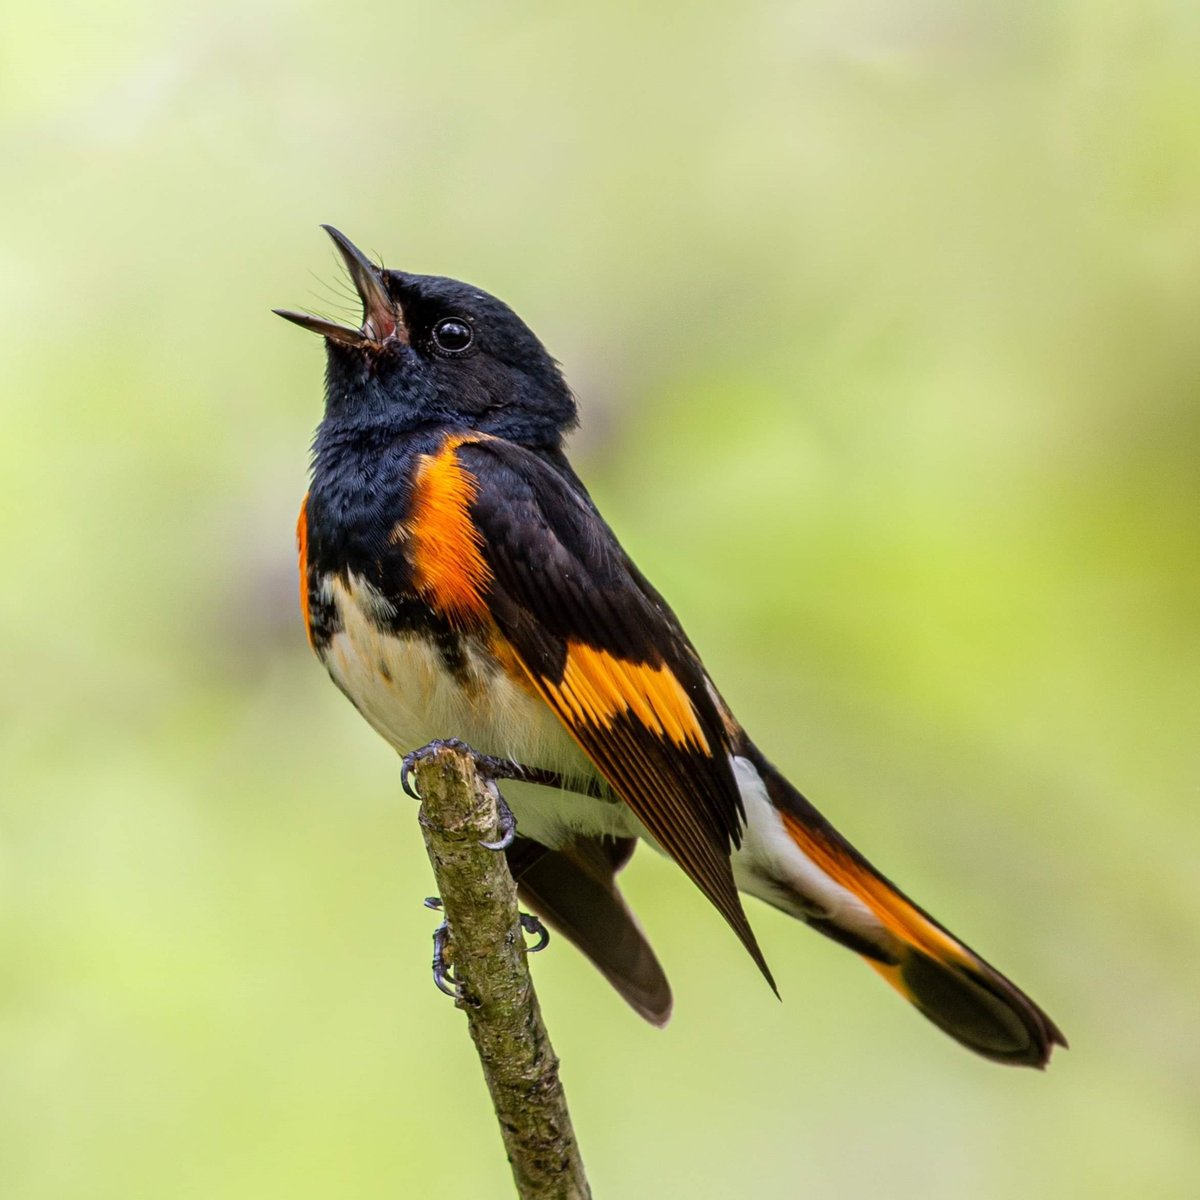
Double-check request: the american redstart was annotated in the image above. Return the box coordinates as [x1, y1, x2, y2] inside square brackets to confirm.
[277, 226, 1065, 1067]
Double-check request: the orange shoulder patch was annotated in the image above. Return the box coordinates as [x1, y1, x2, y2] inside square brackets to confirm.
[409, 434, 492, 624]
[542, 641, 711, 752]
[297, 491, 314, 649]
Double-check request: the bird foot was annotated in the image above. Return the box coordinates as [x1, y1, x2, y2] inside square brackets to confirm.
[519, 911, 551, 953]
[402, 737, 527, 799]
[479, 792, 517, 851]
[401, 738, 532, 849]
[424, 897, 461, 999]
[423, 897, 550, 1001]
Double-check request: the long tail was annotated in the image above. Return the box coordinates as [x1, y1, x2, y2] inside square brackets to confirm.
[730, 745, 1066, 1068]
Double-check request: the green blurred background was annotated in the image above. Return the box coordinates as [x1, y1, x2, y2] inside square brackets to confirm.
[4, 2, 1199, 1196]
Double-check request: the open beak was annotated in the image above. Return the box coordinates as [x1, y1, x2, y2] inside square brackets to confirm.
[274, 226, 402, 346]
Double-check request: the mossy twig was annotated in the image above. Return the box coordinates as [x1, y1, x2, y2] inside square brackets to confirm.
[412, 743, 592, 1200]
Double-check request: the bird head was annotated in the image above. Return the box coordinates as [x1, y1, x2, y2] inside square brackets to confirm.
[276, 226, 576, 446]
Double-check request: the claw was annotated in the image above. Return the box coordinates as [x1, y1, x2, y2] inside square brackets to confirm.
[432, 923, 459, 998]
[401, 739, 465, 798]
[519, 911, 550, 953]
[423, 895, 546, 999]
[401, 739, 525, 850]
[479, 791, 517, 851]
[401, 737, 519, 800]
[425, 896, 460, 998]
[401, 765, 420, 801]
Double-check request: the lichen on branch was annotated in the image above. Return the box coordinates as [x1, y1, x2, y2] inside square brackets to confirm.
[412, 744, 592, 1200]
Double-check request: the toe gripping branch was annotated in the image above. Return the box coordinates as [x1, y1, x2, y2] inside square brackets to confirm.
[406, 739, 552, 1000]
[401, 737, 568, 851]
[424, 897, 550, 1001]
[424, 897, 461, 999]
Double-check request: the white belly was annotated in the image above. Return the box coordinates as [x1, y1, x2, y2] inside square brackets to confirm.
[318, 573, 642, 847]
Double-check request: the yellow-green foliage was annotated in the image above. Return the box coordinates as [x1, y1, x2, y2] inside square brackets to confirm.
[3, 2, 1197, 1197]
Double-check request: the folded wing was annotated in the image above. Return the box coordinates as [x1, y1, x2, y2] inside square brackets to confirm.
[456, 439, 774, 990]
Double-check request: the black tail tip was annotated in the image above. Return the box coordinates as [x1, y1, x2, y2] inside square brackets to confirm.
[901, 952, 1067, 1069]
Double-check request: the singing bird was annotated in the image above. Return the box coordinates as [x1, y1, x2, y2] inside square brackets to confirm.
[277, 226, 1065, 1067]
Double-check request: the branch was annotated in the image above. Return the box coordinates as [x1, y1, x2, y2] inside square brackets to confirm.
[412, 743, 592, 1200]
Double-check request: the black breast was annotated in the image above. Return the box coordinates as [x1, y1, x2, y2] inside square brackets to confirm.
[304, 423, 470, 681]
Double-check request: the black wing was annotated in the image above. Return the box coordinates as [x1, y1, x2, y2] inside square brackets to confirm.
[458, 439, 773, 988]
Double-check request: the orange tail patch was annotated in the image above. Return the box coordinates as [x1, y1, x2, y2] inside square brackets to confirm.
[777, 803, 1066, 1065]
[777, 809, 972, 974]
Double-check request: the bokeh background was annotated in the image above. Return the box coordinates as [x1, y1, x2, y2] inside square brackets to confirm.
[4, 2, 1199, 1196]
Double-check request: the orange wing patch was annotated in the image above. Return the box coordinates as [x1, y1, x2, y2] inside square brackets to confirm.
[542, 641, 711, 752]
[297, 491, 314, 649]
[409, 434, 492, 624]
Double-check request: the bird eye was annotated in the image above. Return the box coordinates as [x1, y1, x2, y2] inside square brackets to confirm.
[431, 317, 474, 355]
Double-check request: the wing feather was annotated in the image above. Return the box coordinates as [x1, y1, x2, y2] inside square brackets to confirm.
[456, 440, 774, 988]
